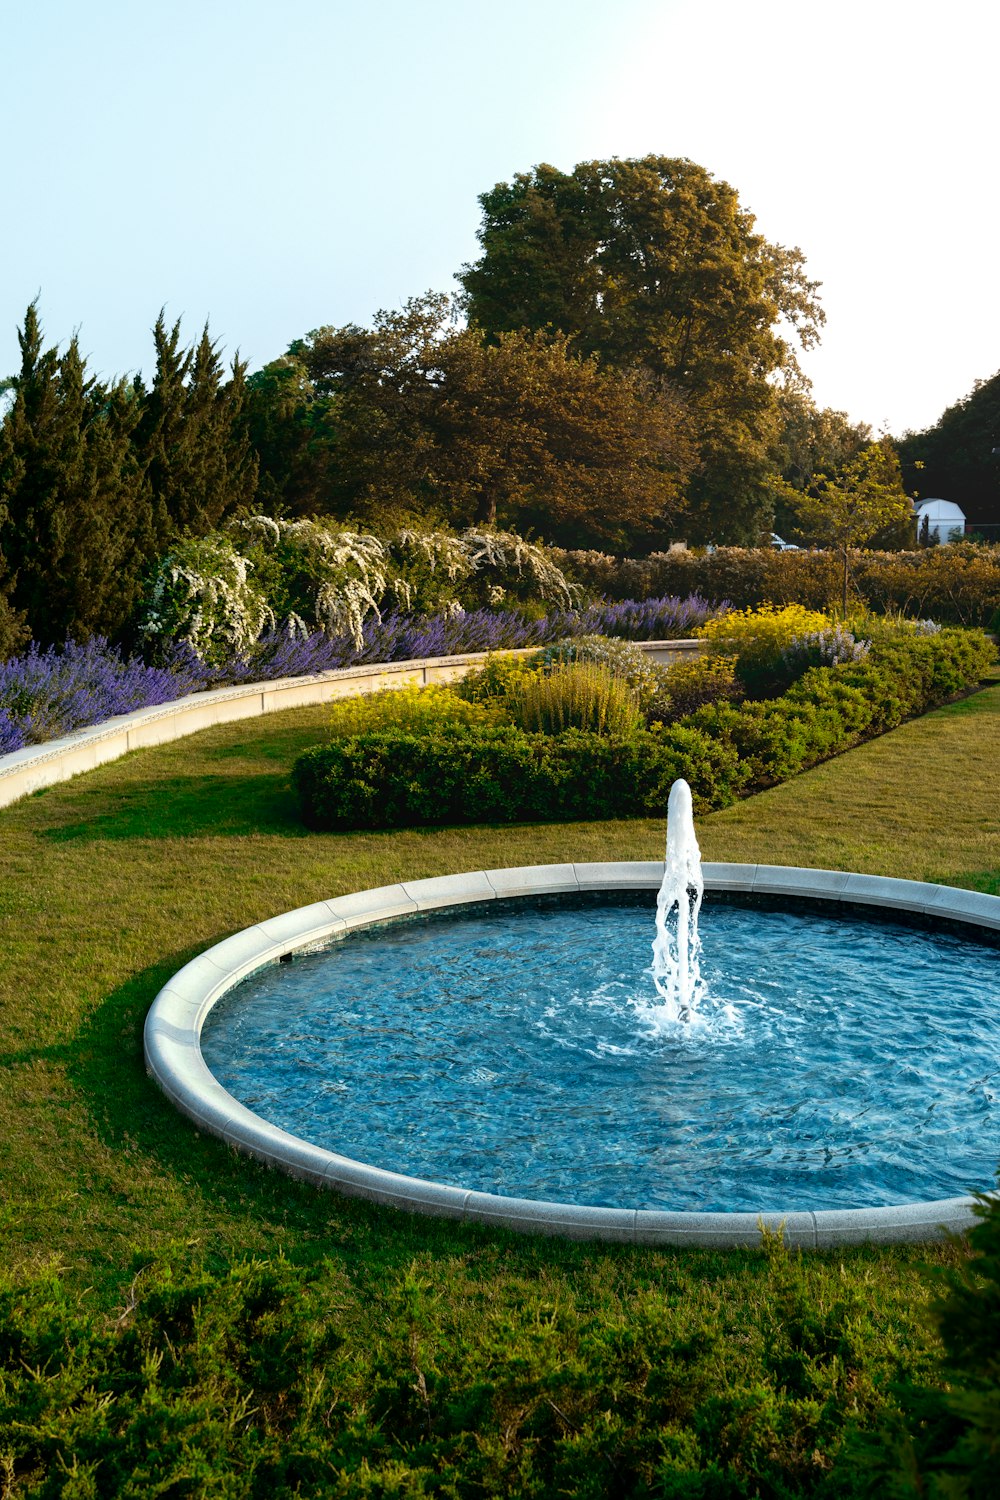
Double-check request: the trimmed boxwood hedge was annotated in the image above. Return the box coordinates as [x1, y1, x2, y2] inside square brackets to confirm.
[292, 629, 996, 831]
[293, 722, 744, 830]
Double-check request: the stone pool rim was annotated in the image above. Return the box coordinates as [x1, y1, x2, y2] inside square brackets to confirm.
[143, 862, 1000, 1249]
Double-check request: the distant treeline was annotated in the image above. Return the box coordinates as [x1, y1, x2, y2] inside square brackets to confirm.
[898, 369, 1000, 528]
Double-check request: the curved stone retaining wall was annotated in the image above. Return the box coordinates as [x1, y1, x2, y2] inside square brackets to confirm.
[0, 640, 700, 811]
[144, 862, 999, 1249]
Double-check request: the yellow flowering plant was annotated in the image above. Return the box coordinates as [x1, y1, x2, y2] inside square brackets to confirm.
[326, 684, 495, 739]
[697, 603, 832, 696]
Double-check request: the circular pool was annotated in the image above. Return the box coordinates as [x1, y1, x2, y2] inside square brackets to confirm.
[144, 863, 1000, 1247]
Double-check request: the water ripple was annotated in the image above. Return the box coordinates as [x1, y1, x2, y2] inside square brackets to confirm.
[202, 902, 1000, 1212]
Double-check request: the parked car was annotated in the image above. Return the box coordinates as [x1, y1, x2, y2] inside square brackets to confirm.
[770, 533, 800, 551]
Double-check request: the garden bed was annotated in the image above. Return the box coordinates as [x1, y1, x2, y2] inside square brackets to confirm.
[294, 626, 996, 830]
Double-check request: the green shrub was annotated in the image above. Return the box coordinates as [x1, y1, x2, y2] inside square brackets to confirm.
[698, 603, 833, 696]
[552, 542, 840, 608]
[529, 633, 671, 717]
[848, 1182, 1000, 1498]
[466, 635, 678, 727]
[453, 651, 539, 706]
[655, 654, 741, 721]
[295, 725, 556, 828]
[508, 661, 645, 737]
[293, 721, 744, 830]
[325, 683, 494, 739]
[0, 1240, 952, 1499]
[554, 542, 1000, 628]
[686, 628, 995, 790]
[688, 688, 875, 789]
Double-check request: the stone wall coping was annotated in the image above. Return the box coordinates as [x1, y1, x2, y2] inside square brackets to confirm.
[0, 639, 701, 810]
[144, 862, 998, 1248]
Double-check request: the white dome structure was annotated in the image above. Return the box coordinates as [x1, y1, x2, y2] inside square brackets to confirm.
[914, 498, 966, 544]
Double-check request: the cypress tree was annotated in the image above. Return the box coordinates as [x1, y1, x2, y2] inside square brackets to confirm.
[0, 302, 151, 645]
[135, 314, 258, 547]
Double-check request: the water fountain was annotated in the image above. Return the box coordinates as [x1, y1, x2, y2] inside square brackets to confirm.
[652, 778, 704, 1023]
[145, 782, 1000, 1247]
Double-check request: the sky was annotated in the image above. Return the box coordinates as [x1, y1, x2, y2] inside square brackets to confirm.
[2, 0, 998, 437]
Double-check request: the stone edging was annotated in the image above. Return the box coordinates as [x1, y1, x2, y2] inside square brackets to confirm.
[0, 640, 701, 811]
[143, 862, 998, 1248]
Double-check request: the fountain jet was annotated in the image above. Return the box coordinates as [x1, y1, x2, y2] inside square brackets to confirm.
[651, 779, 704, 1022]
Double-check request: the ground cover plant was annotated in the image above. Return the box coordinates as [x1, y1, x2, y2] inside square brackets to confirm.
[2, 682, 1000, 1495]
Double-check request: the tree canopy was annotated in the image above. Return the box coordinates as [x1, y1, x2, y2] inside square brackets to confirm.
[0, 304, 257, 646]
[248, 296, 696, 548]
[135, 312, 258, 550]
[898, 370, 1000, 529]
[459, 155, 824, 543]
[771, 389, 874, 537]
[0, 303, 150, 644]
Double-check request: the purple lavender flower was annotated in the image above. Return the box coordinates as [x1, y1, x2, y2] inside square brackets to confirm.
[0, 710, 26, 755]
[0, 637, 202, 749]
[0, 594, 727, 751]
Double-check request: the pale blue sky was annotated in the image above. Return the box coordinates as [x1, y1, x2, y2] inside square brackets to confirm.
[3, 0, 998, 435]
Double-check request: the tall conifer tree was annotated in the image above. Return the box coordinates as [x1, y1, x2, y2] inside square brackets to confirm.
[0, 303, 150, 645]
[135, 314, 257, 547]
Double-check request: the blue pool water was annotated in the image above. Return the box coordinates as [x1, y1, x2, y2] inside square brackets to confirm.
[201, 900, 1000, 1212]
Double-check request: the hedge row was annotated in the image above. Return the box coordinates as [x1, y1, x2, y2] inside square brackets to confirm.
[552, 544, 1000, 628]
[690, 627, 995, 790]
[293, 629, 995, 831]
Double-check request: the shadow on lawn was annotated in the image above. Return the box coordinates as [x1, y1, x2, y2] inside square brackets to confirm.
[937, 869, 1000, 896]
[37, 772, 311, 841]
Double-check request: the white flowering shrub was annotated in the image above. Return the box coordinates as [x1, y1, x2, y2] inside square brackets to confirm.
[139, 534, 274, 664]
[388, 529, 476, 613]
[231, 516, 389, 650]
[383, 527, 578, 614]
[460, 530, 579, 610]
[140, 520, 580, 661]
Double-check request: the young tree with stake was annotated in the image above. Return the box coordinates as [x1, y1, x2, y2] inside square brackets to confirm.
[787, 441, 913, 613]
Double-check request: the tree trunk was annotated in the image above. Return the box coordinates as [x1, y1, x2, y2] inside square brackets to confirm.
[842, 547, 849, 617]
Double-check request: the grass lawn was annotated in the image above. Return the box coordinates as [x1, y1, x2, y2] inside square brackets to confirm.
[2, 684, 999, 1491]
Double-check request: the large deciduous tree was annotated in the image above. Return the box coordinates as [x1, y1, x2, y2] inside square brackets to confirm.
[458, 155, 824, 543]
[252, 295, 695, 548]
[245, 353, 334, 518]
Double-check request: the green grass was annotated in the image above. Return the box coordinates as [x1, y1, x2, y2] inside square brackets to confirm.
[4, 689, 1000, 1285]
[2, 689, 999, 1493]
